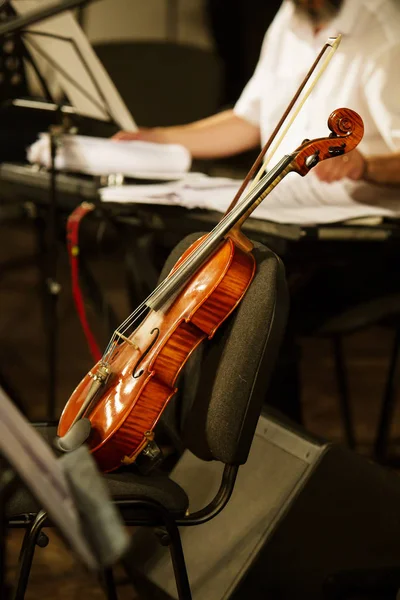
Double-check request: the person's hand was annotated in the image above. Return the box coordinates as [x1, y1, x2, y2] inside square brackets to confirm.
[112, 127, 165, 142]
[313, 148, 366, 183]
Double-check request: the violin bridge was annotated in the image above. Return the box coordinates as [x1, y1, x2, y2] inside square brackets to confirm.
[115, 331, 140, 350]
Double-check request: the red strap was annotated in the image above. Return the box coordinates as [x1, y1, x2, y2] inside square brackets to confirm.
[66, 202, 102, 362]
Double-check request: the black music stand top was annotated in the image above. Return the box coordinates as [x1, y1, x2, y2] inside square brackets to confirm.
[8, 0, 137, 130]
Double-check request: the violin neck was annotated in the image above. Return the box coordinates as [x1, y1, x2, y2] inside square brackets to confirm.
[148, 154, 294, 311]
[229, 161, 294, 232]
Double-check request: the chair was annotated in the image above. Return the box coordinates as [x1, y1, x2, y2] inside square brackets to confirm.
[292, 289, 400, 457]
[311, 294, 400, 458]
[6, 232, 288, 599]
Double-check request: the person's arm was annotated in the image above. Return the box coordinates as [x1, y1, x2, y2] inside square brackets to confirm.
[363, 153, 400, 185]
[313, 148, 400, 185]
[112, 109, 261, 159]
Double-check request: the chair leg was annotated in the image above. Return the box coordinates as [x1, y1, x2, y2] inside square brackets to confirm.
[332, 335, 356, 449]
[165, 523, 192, 600]
[12, 510, 47, 600]
[119, 498, 192, 600]
[101, 567, 119, 600]
[374, 327, 400, 463]
[14, 520, 119, 600]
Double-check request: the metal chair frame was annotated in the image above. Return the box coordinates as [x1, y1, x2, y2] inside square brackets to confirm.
[8, 464, 239, 600]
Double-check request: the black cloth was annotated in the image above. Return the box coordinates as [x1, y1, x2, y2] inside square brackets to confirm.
[206, 0, 282, 105]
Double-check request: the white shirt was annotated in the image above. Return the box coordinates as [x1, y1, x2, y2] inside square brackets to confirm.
[233, 0, 400, 218]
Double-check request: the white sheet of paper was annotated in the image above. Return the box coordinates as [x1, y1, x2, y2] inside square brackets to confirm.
[11, 0, 137, 130]
[0, 388, 97, 570]
[100, 171, 400, 226]
[27, 133, 192, 178]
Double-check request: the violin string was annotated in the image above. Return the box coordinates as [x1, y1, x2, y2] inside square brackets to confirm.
[107, 100, 358, 360]
[104, 168, 285, 359]
[223, 35, 341, 217]
[100, 37, 344, 364]
[104, 103, 359, 364]
[103, 305, 149, 359]
[103, 151, 302, 363]
[129, 172, 267, 309]
[101, 170, 280, 362]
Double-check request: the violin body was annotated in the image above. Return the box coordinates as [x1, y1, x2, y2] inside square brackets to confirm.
[58, 236, 256, 472]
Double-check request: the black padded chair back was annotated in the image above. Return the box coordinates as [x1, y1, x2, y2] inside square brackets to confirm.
[159, 233, 288, 466]
[93, 41, 223, 127]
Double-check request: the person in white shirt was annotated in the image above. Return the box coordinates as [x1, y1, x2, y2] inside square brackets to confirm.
[115, 0, 400, 206]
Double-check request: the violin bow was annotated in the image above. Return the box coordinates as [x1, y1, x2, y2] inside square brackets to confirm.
[224, 34, 342, 215]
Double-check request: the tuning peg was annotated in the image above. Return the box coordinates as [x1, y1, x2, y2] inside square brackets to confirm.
[328, 144, 346, 156]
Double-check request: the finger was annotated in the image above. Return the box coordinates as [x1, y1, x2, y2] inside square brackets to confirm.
[327, 164, 341, 181]
[326, 167, 344, 182]
[111, 131, 127, 140]
[112, 131, 138, 141]
[347, 158, 365, 180]
[313, 155, 342, 181]
[318, 166, 340, 183]
[313, 163, 331, 182]
[312, 162, 325, 177]
[327, 157, 354, 182]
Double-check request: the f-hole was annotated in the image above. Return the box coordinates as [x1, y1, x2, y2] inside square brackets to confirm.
[132, 328, 160, 378]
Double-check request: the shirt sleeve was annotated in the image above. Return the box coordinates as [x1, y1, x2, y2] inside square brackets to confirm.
[363, 44, 400, 152]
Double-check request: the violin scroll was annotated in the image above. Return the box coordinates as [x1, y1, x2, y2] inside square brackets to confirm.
[327, 108, 362, 137]
[292, 108, 364, 176]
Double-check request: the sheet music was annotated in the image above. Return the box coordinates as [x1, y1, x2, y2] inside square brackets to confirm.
[27, 133, 192, 178]
[100, 171, 400, 226]
[11, 0, 137, 130]
[0, 388, 97, 570]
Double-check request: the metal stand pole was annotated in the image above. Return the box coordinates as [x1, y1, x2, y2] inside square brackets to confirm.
[45, 127, 62, 421]
[0, 467, 17, 600]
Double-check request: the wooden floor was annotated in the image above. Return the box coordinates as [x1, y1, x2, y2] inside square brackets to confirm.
[1, 220, 399, 598]
[6, 530, 138, 600]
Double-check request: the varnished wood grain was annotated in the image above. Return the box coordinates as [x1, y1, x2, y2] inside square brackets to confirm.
[58, 238, 255, 472]
[152, 321, 205, 387]
[293, 108, 364, 176]
[191, 245, 255, 337]
[93, 375, 176, 472]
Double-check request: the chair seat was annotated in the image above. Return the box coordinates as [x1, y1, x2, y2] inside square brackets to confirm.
[7, 471, 189, 520]
[106, 471, 189, 516]
[7, 426, 189, 520]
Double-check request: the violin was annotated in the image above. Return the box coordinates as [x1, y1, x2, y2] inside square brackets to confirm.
[56, 107, 364, 472]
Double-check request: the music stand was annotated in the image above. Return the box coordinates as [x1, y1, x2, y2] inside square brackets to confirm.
[0, 384, 131, 599]
[2, 0, 138, 420]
